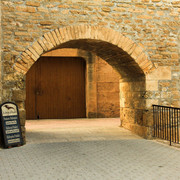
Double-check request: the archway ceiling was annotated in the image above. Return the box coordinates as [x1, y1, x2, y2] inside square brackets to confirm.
[55, 39, 145, 79]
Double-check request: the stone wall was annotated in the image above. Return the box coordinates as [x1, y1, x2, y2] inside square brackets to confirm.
[0, 1, 2, 145]
[1, 0, 179, 105]
[96, 57, 120, 118]
[0, 0, 179, 143]
[0, 1, 2, 100]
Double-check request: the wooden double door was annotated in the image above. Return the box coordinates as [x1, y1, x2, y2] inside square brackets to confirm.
[26, 57, 86, 119]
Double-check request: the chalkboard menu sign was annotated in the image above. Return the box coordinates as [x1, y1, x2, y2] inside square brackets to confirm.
[0, 102, 23, 148]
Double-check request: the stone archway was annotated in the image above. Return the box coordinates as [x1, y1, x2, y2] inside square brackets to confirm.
[14, 25, 154, 76]
[12, 25, 156, 142]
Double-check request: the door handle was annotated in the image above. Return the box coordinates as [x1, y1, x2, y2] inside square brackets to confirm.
[36, 91, 40, 95]
[35, 90, 42, 95]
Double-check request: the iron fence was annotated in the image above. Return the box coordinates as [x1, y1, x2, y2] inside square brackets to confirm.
[153, 105, 180, 145]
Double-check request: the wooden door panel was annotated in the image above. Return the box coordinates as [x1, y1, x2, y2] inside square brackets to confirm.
[26, 57, 86, 119]
[26, 62, 37, 119]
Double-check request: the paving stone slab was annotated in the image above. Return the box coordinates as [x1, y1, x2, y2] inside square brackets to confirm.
[0, 119, 180, 180]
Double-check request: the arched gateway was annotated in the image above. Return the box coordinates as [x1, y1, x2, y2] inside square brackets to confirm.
[15, 25, 154, 76]
[12, 25, 155, 142]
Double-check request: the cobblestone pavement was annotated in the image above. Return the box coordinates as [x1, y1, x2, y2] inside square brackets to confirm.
[0, 118, 180, 180]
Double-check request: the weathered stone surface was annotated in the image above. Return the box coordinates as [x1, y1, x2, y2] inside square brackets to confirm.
[96, 57, 120, 118]
[0, 0, 179, 142]
[26, 1, 40, 7]
[146, 80, 158, 91]
[12, 90, 26, 102]
[19, 109, 26, 126]
[146, 66, 172, 80]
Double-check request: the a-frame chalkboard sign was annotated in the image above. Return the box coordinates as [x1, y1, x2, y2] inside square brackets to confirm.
[0, 102, 23, 148]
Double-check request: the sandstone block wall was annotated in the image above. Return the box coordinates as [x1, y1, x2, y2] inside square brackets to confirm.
[1, 0, 179, 105]
[96, 57, 120, 118]
[0, 0, 179, 141]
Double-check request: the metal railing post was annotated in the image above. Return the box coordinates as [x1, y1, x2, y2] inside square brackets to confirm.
[152, 105, 180, 146]
[169, 108, 171, 146]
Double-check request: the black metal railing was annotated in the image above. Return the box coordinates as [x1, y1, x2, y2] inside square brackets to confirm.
[153, 105, 180, 145]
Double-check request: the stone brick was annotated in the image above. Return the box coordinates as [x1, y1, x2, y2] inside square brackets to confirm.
[43, 33, 55, 47]
[14, 46, 25, 52]
[54, 29, 62, 43]
[146, 99, 158, 109]
[40, 21, 53, 25]
[41, 37, 54, 50]
[137, 15, 153, 19]
[117, 35, 127, 48]
[15, 32, 29, 36]
[16, 6, 36, 13]
[114, 7, 126, 12]
[146, 66, 171, 80]
[22, 37, 34, 42]
[26, 1, 40, 7]
[58, 27, 66, 42]
[32, 41, 44, 55]
[21, 56, 31, 67]
[131, 46, 143, 60]
[107, 29, 118, 44]
[25, 49, 37, 61]
[12, 90, 25, 102]
[19, 111, 26, 126]
[15, 62, 28, 72]
[28, 46, 40, 59]
[51, 30, 60, 45]
[102, 7, 111, 12]
[37, 38, 48, 51]
[21, 52, 34, 63]
[14, 65, 26, 74]
[64, 26, 73, 41]
[112, 33, 123, 46]
[97, 82, 119, 93]
[146, 80, 158, 91]
[47, 32, 57, 46]
[37, 7, 48, 13]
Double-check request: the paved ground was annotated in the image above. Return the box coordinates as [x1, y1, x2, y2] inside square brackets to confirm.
[0, 118, 180, 180]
